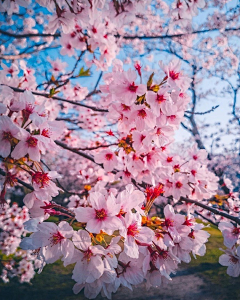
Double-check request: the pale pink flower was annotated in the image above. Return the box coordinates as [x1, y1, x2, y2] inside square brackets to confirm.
[189, 227, 210, 257]
[94, 150, 118, 172]
[146, 88, 169, 114]
[11, 130, 45, 162]
[0, 116, 21, 158]
[159, 59, 192, 91]
[116, 184, 145, 217]
[1, 62, 19, 76]
[104, 236, 122, 269]
[162, 204, 185, 244]
[116, 252, 145, 285]
[110, 69, 147, 105]
[171, 173, 190, 200]
[60, 37, 75, 57]
[219, 247, 240, 277]
[27, 221, 74, 264]
[219, 222, 240, 248]
[48, 58, 67, 75]
[72, 229, 105, 284]
[132, 130, 151, 152]
[152, 126, 174, 147]
[31, 171, 61, 200]
[75, 192, 122, 234]
[121, 212, 154, 258]
[162, 102, 184, 126]
[189, 0, 205, 16]
[188, 144, 208, 163]
[48, 11, 75, 34]
[129, 105, 156, 132]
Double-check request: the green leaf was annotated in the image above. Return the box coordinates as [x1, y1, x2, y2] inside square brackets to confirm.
[78, 67, 91, 77]
[49, 88, 59, 97]
[147, 72, 154, 89]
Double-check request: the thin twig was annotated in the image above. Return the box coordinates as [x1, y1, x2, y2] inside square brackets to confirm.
[185, 105, 219, 115]
[3, 85, 107, 113]
[0, 168, 34, 191]
[180, 197, 240, 225]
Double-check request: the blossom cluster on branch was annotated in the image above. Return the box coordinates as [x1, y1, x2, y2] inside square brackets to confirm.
[0, 201, 41, 283]
[0, 0, 240, 299]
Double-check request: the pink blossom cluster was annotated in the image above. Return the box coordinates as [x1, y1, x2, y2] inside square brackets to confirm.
[0, 51, 239, 297]
[0, 0, 207, 72]
[21, 185, 210, 299]
[171, 0, 205, 26]
[0, 201, 40, 283]
[40, 1, 150, 71]
[215, 178, 240, 278]
[0, 63, 65, 209]
[218, 219, 240, 278]
[94, 60, 218, 201]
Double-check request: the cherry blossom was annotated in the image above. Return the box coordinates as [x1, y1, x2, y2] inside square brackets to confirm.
[75, 192, 122, 234]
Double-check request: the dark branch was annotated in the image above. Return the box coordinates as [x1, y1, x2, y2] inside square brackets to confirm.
[180, 197, 240, 225]
[0, 29, 60, 39]
[3, 85, 107, 113]
[120, 27, 240, 40]
[0, 168, 34, 191]
[185, 105, 219, 115]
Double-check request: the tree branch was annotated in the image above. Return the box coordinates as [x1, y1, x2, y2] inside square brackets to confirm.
[3, 85, 107, 113]
[55, 140, 118, 174]
[0, 29, 60, 39]
[185, 105, 219, 115]
[0, 168, 34, 191]
[180, 197, 240, 225]
[120, 27, 240, 40]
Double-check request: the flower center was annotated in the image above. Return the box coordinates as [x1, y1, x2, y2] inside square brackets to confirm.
[124, 169, 131, 177]
[95, 208, 107, 220]
[175, 181, 183, 188]
[230, 256, 239, 264]
[105, 153, 113, 161]
[42, 129, 50, 138]
[156, 128, 162, 135]
[177, 1, 183, 8]
[127, 222, 139, 236]
[22, 104, 34, 120]
[183, 218, 193, 226]
[83, 248, 93, 261]
[174, 164, 180, 172]
[128, 82, 138, 92]
[163, 218, 173, 228]
[168, 115, 176, 121]
[121, 104, 131, 111]
[188, 231, 195, 239]
[158, 248, 168, 259]
[3, 131, 13, 141]
[32, 172, 50, 188]
[232, 227, 240, 235]
[191, 170, 197, 176]
[156, 94, 166, 103]
[118, 207, 126, 217]
[51, 231, 64, 246]
[26, 136, 38, 148]
[92, 27, 97, 33]
[169, 70, 180, 80]
[138, 109, 147, 118]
